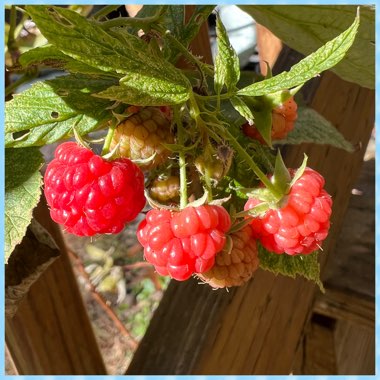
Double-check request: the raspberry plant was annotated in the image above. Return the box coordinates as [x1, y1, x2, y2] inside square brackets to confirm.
[5, 5, 372, 290]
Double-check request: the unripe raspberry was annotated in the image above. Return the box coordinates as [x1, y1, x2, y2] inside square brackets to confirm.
[244, 167, 332, 255]
[137, 205, 231, 281]
[44, 142, 145, 236]
[110, 107, 174, 171]
[194, 154, 224, 181]
[149, 176, 180, 203]
[198, 226, 259, 288]
[242, 97, 298, 143]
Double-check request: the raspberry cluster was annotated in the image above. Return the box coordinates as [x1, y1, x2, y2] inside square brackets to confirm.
[245, 168, 332, 255]
[137, 205, 231, 281]
[42, 99, 332, 289]
[44, 142, 145, 236]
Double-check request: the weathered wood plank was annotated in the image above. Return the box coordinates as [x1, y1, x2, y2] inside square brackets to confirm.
[292, 314, 337, 375]
[6, 197, 107, 375]
[313, 288, 374, 329]
[334, 319, 375, 374]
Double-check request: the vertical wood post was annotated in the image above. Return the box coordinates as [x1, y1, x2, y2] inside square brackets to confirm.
[6, 197, 106, 375]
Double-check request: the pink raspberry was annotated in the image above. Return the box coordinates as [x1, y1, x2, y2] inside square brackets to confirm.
[44, 142, 146, 236]
[137, 205, 231, 281]
[244, 167, 332, 255]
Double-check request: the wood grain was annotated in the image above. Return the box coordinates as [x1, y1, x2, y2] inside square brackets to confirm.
[6, 197, 107, 375]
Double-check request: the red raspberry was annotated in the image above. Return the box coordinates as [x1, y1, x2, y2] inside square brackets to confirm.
[198, 225, 260, 288]
[244, 167, 332, 255]
[137, 205, 231, 281]
[242, 97, 298, 143]
[44, 142, 146, 236]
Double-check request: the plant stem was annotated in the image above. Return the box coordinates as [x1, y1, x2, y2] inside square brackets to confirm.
[5, 71, 37, 97]
[91, 5, 120, 20]
[98, 6, 167, 30]
[164, 31, 214, 78]
[101, 124, 116, 155]
[174, 106, 188, 209]
[217, 126, 282, 200]
[7, 6, 18, 65]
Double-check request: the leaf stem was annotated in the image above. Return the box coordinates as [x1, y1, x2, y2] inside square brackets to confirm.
[174, 106, 188, 209]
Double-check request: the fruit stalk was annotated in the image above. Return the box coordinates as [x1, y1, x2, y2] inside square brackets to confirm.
[174, 106, 188, 209]
[218, 127, 282, 200]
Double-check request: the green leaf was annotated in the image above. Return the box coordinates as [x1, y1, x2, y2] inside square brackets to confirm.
[94, 70, 191, 106]
[165, 6, 186, 41]
[182, 5, 215, 46]
[26, 5, 189, 89]
[5, 75, 115, 147]
[214, 15, 240, 94]
[238, 11, 360, 97]
[240, 5, 374, 89]
[275, 107, 354, 152]
[18, 45, 117, 77]
[5, 147, 43, 262]
[230, 96, 254, 125]
[258, 244, 324, 292]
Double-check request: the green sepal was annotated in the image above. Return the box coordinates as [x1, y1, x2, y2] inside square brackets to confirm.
[272, 150, 291, 195]
[230, 96, 255, 125]
[289, 154, 308, 188]
[251, 106, 273, 147]
[264, 85, 302, 109]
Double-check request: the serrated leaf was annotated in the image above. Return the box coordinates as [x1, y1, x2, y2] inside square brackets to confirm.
[258, 244, 324, 292]
[240, 5, 374, 89]
[182, 5, 215, 46]
[214, 15, 240, 94]
[230, 96, 254, 124]
[5, 147, 43, 262]
[238, 11, 360, 97]
[5, 75, 114, 147]
[275, 107, 354, 152]
[94, 70, 191, 106]
[18, 45, 117, 77]
[26, 5, 189, 89]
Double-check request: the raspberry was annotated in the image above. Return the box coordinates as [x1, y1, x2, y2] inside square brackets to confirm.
[198, 226, 259, 288]
[244, 167, 332, 255]
[110, 107, 174, 171]
[149, 176, 180, 203]
[137, 205, 232, 281]
[195, 154, 225, 181]
[242, 97, 298, 143]
[44, 142, 146, 236]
